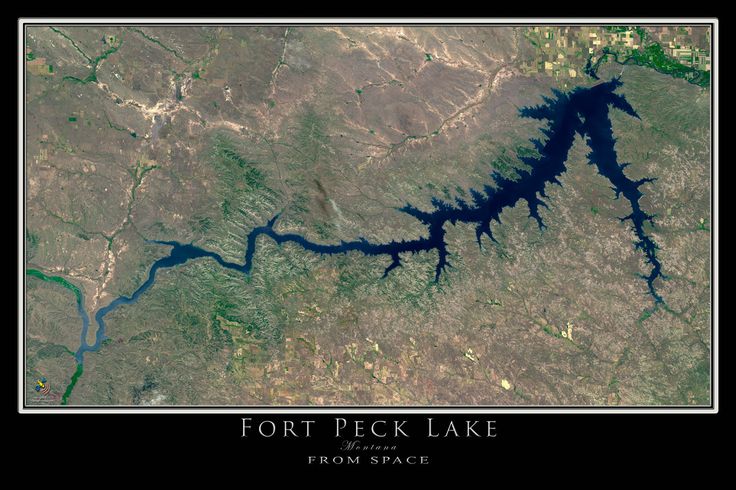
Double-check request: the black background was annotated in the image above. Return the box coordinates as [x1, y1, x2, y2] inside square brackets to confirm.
[12, 412, 722, 469]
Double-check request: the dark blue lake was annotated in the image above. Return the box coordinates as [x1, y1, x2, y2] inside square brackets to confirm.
[74, 77, 664, 364]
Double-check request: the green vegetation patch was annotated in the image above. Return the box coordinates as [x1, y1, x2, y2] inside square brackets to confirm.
[26, 269, 82, 304]
[211, 134, 266, 190]
[61, 363, 84, 405]
[589, 39, 709, 89]
[629, 43, 709, 87]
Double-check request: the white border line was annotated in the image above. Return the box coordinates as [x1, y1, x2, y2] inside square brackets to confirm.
[19, 18, 718, 414]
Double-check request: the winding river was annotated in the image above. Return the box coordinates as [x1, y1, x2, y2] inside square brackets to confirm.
[64, 78, 665, 368]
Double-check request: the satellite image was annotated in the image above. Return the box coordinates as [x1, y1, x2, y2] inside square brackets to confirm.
[23, 23, 712, 407]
